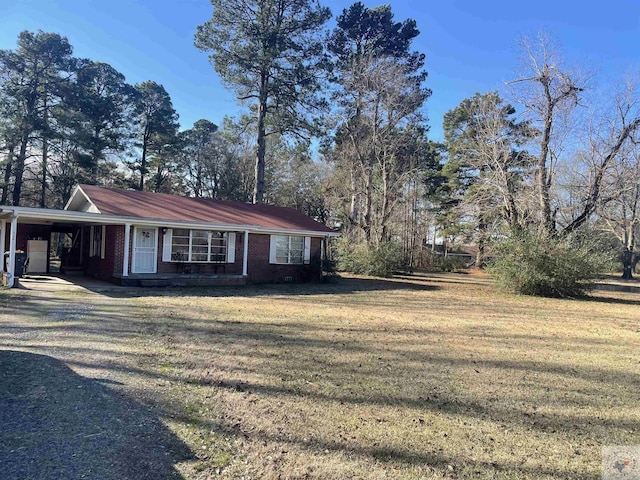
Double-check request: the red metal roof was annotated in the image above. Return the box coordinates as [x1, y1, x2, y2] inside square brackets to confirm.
[78, 185, 335, 234]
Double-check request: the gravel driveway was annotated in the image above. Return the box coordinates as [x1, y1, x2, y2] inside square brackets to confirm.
[0, 287, 194, 480]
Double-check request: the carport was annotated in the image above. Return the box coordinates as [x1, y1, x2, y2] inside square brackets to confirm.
[0, 206, 125, 288]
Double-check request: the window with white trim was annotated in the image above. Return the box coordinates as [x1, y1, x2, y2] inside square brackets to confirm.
[170, 229, 227, 263]
[89, 225, 105, 259]
[273, 235, 305, 264]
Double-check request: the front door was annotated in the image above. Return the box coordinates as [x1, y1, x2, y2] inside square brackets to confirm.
[132, 227, 157, 274]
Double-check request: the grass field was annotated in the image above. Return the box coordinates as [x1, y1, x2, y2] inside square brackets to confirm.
[1, 272, 639, 479]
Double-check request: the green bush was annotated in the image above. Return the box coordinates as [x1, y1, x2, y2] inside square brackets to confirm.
[488, 231, 611, 297]
[337, 239, 405, 278]
[434, 255, 469, 272]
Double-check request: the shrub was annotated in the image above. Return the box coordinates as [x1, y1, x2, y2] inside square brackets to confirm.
[337, 239, 405, 278]
[305, 254, 338, 282]
[488, 230, 612, 297]
[434, 255, 469, 272]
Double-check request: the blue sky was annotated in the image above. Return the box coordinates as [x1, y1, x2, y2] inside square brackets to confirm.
[1, 0, 639, 141]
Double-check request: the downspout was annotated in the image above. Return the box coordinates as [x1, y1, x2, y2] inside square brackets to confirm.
[0, 220, 6, 272]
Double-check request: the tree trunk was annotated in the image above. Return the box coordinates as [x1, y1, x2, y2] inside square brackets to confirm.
[253, 72, 268, 204]
[139, 132, 148, 191]
[12, 135, 28, 206]
[475, 224, 487, 269]
[475, 238, 485, 269]
[538, 87, 555, 237]
[40, 135, 48, 208]
[622, 248, 634, 280]
[39, 94, 49, 208]
[380, 159, 390, 243]
[91, 125, 101, 184]
[349, 163, 357, 224]
[362, 174, 372, 242]
[1, 145, 14, 205]
[154, 164, 162, 192]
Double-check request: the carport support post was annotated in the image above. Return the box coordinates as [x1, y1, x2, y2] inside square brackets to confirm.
[320, 238, 325, 280]
[8, 216, 17, 286]
[242, 230, 249, 277]
[122, 223, 131, 277]
[0, 220, 6, 271]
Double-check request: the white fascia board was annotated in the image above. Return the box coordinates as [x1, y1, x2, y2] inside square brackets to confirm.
[245, 226, 340, 237]
[0, 206, 340, 237]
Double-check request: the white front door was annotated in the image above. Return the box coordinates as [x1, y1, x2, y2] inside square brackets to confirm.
[132, 227, 157, 274]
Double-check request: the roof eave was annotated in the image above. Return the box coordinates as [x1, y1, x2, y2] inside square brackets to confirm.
[0, 206, 339, 237]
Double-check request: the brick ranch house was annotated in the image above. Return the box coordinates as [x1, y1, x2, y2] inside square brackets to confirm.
[0, 185, 338, 288]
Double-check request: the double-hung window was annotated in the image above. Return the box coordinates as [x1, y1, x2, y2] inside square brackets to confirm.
[167, 229, 229, 263]
[270, 235, 310, 265]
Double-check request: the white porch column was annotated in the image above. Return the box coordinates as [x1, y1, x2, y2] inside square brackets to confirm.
[8, 216, 17, 287]
[0, 220, 6, 271]
[320, 238, 325, 280]
[242, 230, 249, 276]
[122, 223, 131, 277]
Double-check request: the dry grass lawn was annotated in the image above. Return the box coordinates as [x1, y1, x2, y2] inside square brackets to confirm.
[1, 272, 639, 479]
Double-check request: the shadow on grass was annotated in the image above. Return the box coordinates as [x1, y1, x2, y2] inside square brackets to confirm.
[14, 274, 439, 299]
[583, 294, 640, 307]
[112, 276, 439, 300]
[168, 410, 589, 480]
[0, 350, 193, 480]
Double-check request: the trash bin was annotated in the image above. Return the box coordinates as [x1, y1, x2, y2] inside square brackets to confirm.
[4, 251, 28, 277]
[15, 252, 27, 277]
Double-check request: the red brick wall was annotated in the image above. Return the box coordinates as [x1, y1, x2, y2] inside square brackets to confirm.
[78, 225, 122, 281]
[112, 225, 125, 276]
[4, 222, 325, 283]
[102, 226, 117, 279]
[247, 234, 322, 283]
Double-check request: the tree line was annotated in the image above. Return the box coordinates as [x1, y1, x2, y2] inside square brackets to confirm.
[431, 34, 640, 281]
[2, 2, 639, 285]
[0, 31, 260, 207]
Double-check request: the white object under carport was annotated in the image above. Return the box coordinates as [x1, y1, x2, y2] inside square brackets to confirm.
[27, 239, 48, 273]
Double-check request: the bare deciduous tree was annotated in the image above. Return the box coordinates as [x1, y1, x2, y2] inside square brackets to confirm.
[598, 144, 640, 278]
[332, 55, 429, 244]
[442, 91, 536, 265]
[508, 32, 640, 244]
[508, 32, 586, 237]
